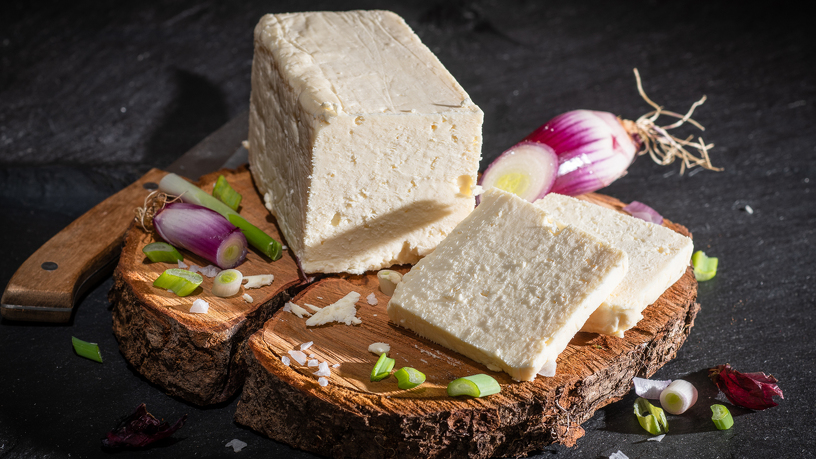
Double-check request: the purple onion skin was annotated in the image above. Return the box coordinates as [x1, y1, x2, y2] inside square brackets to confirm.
[524, 110, 638, 196]
[622, 201, 664, 225]
[153, 202, 248, 269]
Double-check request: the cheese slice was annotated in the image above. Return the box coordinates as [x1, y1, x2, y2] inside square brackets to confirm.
[248, 10, 483, 274]
[387, 188, 628, 381]
[534, 193, 693, 337]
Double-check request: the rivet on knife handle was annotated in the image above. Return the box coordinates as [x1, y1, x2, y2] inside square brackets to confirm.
[0, 168, 167, 323]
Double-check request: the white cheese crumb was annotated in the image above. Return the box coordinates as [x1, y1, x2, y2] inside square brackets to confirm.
[373, 314, 377, 317]
[285, 302, 312, 318]
[608, 451, 629, 459]
[288, 350, 307, 366]
[281, 356, 290, 366]
[745, 205, 754, 214]
[537, 360, 557, 378]
[314, 361, 331, 377]
[318, 377, 328, 387]
[282, 245, 288, 250]
[242, 293, 254, 303]
[332, 364, 340, 368]
[366, 293, 378, 305]
[300, 341, 314, 351]
[244, 274, 274, 289]
[304, 303, 322, 312]
[305, 292, 362, 326]
[633, 377, 672, 399]
[177, 260, 188, 269]
[308, 353, 316, 358]
[196, 265, 219, 277]
[225, 439, 247, 452]
[190, 299, 209, 314]
[307, 359, 319, 367]
[647, 434, 666, 442]
[241, 140, 250, 150]
[317, 297, 323, 299]
[368, 342, 391, 355]
[377, 270, 402, 296]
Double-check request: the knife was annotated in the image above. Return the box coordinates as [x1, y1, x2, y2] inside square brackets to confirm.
[1, 111, 249, 323]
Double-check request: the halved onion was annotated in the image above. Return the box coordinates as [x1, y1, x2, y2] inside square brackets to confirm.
[479, 141, 557, 202]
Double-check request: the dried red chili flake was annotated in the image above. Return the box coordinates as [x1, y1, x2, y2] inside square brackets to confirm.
[709, 364, 784, 410]
[102, 403, 187, 449]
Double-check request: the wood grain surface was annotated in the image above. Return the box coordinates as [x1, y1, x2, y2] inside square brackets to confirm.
[108, 167, 303, 405]
[234, 192, 700, 458]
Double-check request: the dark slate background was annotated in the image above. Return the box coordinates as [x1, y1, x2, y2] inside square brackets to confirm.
[1, 1, 813, 458]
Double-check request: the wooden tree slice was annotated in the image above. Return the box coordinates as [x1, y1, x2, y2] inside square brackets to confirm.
[108, 167, 303, 405]
[234, 193, 700, 458]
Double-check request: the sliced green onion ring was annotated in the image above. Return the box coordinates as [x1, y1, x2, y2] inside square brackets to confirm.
[711, 404, 734, 430]
[153, 268, 203, 297]
[72, 336, 103, 363]
[447, 374, 501, 398]
[370, 352, 395, 382]
[692, 250, 718, 281]
[142, 241, 184, 263]
[212, 269, 243, 297]
[634, 397, 669, 435]
[213, 175, 243, 211]
[394, 367, 426, 390]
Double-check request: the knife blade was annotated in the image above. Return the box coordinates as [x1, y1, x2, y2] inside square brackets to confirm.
[1, 111, 249, 322]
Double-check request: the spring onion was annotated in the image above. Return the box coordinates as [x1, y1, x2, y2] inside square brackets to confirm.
[659, 379, 698, 415]
[153, 268, 203, 297]
[633, 397, 668, 435]
[72, 336, 103, 363]
[142, 242, 184, 263]
[153, 202, 247, 269]
[692, 250, 718, 281]
[370, 352, 395, 382]
[447, 374, 501, 398]
[159, 173, 282, 261]
[710, 404, 734, 430]
[478, 141, 557, 201]
[212, 175, 242, 210]
[212, 269, 243, 297]
[481, 69, 720, 200]
[394, 367, 426, 390]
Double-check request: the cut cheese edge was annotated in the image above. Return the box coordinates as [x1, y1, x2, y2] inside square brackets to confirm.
[248, 10, 483, 274]
[388, 188, 628, 381]
[534, 193, 693, 337]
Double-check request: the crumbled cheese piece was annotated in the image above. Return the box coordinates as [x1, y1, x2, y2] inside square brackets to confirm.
[243, 293, 254, 303]
[305, 292, 362, 326]
[288, 350, 307, 366]
[368, 343, 391, 355]
[225, 439, 248, 452]
[304, 303, 321, 312]
[308, 353, 316, 358]
[285, 302, 312, 318]
[633, 377, 672, 399]
[282, 245, 288, 250]
[241, 140, 250, 150]
[189, 264, 219, 277]
[244, 274, 274, 289]
[314, 361, 331, 377]
[177, 260, 188, 269]
[537, 360, 557, 378]
[366, 293, 378, 305]
[318, 377, 328, 387]
[745, 205, 754, 214]
[377, 270, 403, 296]
[300, 341, 314, 351]
[307, 359, 319, 367]
[190, 299, 209, 314]
[332, 364, 340, 368]
[281, 356, 290, 366]
[608, 451, 629, 459]
[647, 434, 666, 442]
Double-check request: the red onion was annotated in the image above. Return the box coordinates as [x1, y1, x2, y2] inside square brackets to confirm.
[622, 201, 663, 225]
[482, 69, 721, 200]
[479, 141, 557, 201]
[153, 202, 247, 269]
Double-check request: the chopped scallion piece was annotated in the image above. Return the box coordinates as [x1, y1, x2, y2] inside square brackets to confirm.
[142, 242, 184, 263]
[447, 374, 501, 398]
[394, 367, 426, 389]
[370, 352, 395, 382]
[72, 336, 103, 363]
[633, 397, 668, 435]
[153, 268, 203, 297]
[212, 269, 243, 297]
[212, 175, 243, 211]
[692, 250, 718, 281]
[711, 404, 734, 430]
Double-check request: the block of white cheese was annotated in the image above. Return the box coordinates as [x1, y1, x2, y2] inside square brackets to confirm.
[534, 193, 693, 337]
[387, 188, 628, 381]
[248, 10, 483, 274]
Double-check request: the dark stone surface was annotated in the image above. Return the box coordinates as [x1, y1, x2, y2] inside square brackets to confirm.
[1, 1, 813, 458]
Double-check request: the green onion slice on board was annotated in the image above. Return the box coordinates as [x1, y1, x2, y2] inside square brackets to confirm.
[72, 336, 103, 363]
[142, 242, 184, 263]
[447, 374, 501, 397]
[153, 268, 203, 297]
[370, 353, 396, 382]
[394, 367, 426, 389]
[212, 175, 243, 211]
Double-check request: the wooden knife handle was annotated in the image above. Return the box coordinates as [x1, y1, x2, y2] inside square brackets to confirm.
[1, 168, 167, 322]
